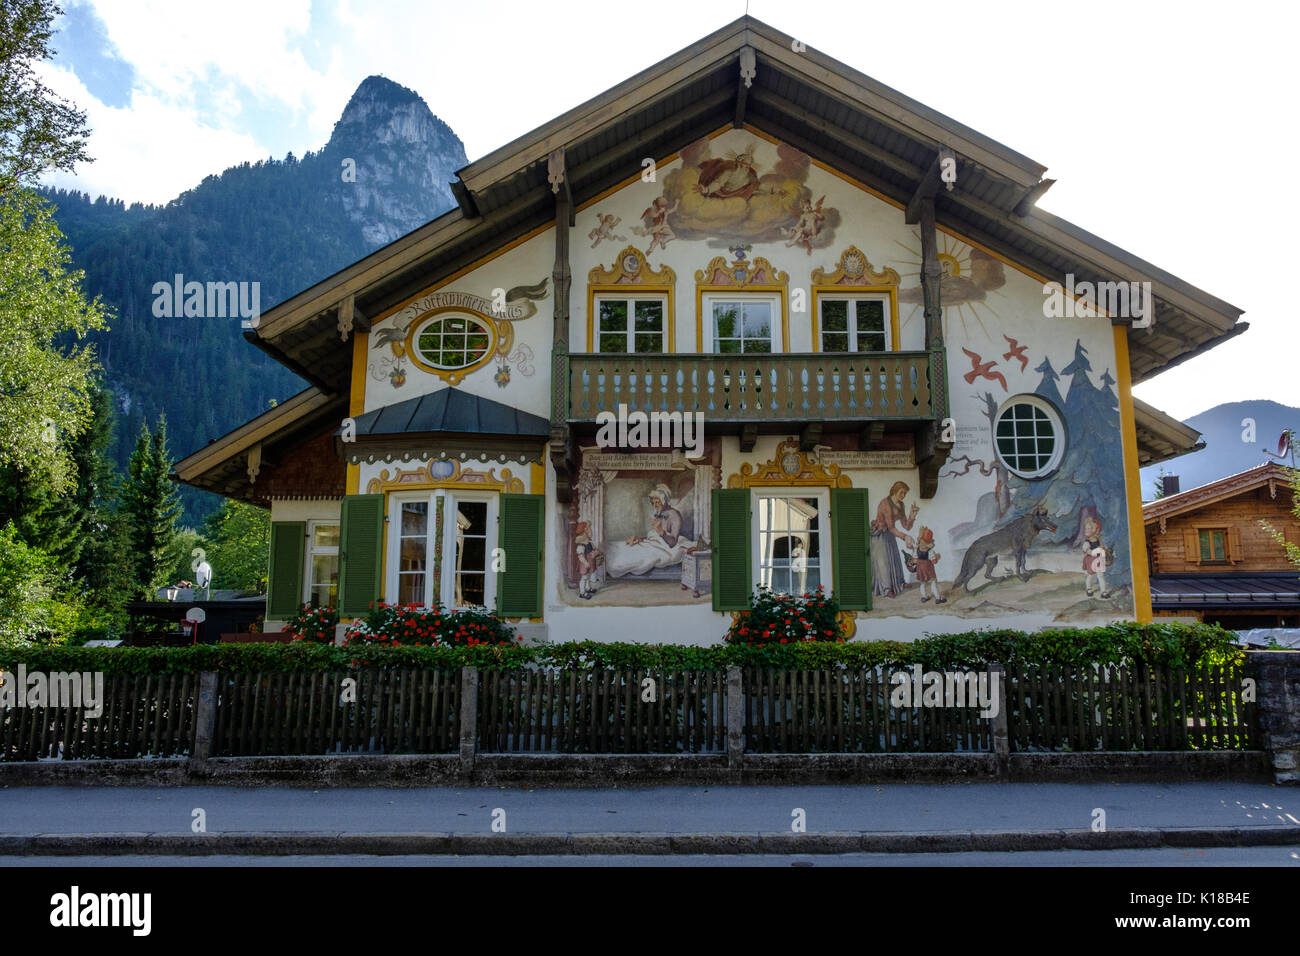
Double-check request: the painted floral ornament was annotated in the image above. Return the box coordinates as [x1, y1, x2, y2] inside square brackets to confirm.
[390, 365, 407, 387]
[494, 364, 511, 388]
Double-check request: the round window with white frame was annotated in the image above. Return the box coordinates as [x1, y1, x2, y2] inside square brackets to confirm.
[993, 394, 1066, 479]
[406, 308, 497, 381]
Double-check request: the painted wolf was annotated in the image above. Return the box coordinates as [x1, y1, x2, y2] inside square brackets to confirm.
[950, 507, 1059, 592]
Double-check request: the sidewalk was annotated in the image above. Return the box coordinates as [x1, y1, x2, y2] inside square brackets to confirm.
[1, 782, 1297, 855]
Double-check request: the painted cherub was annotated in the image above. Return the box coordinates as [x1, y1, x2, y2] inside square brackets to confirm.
[782, 195, 826, 255]
[638, 196, 680, 255]
[587, 213, 625, 248]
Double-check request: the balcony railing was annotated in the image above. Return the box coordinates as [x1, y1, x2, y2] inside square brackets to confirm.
[568, 351, 936, 423]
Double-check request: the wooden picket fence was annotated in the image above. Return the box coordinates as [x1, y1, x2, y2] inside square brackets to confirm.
[743, 667, 992, 753]
[477, 668, 726, 753]
[0, 672, 196, 761]
[0, 663, 1259, 761]
[1007, 662, 1256, 752]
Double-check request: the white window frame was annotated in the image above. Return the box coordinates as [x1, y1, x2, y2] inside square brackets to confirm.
[386, 490, 499, 611]
[751, 487, 832, 598]
[303, 520, 340, 607]
[992, 394, 1067, 480]
[817, 294, 892, 352]
[592, 294, 668, 353]
[703, 292, 781, 354]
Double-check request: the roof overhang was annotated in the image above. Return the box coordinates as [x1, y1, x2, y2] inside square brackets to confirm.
[1133, 397, 1205, 467]
[1143, 462, 1296, 524]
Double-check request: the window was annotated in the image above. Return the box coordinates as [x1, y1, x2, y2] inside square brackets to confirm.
[1198, 528, 1229, 564]
[754, 490, 828, 596]
[594, 297, 665, 353]
[819, 297, 889, 352]
[305, 522, 339, 607]
[388, 492, 498, 610]
[411, 312, 494, 370]
[993, 395, 1066, 479]
[709, 297, 774, 354]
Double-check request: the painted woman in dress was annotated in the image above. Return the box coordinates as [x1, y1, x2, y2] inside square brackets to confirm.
[870, 480, 918, 598]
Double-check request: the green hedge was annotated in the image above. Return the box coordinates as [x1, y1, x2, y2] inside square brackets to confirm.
[0, 622, 1243, 675]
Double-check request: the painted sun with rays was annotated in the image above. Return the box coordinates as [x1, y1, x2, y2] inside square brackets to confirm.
[894, 233, 1007, 341]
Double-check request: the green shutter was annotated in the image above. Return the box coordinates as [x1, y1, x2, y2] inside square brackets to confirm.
[498, 493, 545, 617]
[712, 488, 752, 611]
[266, 522, 306, 619]
[832, 488, 872, 610]
[339, 494, 385, 617]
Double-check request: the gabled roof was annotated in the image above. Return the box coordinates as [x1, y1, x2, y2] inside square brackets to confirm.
[246, 14, 1244, 402]
[1143, 462, 1296, 524]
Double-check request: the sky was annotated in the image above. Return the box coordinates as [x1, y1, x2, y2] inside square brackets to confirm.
[35, 0, 1299, 422]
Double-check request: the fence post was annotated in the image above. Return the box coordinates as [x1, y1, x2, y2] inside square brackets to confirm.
[726, 666, 744, 769]
[190, 671, 218, 769]
[459, 666, 478, 776]
[990, 663, 1010, 779]
[1249, 651, 1300, 785]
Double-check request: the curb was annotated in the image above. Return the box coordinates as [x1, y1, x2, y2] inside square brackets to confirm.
[1, 826, 1297, 856]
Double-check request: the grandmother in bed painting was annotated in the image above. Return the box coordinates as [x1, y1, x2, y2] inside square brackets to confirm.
[603, 483, 698, 578]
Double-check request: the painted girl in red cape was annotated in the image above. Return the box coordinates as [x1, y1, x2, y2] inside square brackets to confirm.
[914, 526, 945, 604]
[870, 480, 918, 598]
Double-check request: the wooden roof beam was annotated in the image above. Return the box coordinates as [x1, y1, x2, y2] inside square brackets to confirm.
[905, 148, 957, 225]
[734, 47, 755, 128]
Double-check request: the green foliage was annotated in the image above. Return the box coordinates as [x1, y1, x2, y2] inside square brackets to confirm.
[724, 585, 843, 644]
[1261, 465, 1300, 573]
[0, 621, 1242, 675]
[343, 602, 518, 648]
[0, 187, 107, 491]
[198, 499, 269, 593]
[0, 521, 79, 646]
[282, 603, 338, 643]
[0, 0, 91, 195]
[119, 416, 181, 597]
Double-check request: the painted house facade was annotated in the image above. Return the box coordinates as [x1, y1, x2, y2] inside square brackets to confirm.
[175, 17, 1246, 645]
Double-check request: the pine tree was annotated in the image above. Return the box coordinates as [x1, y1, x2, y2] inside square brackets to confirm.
[121, 416, 182, 598]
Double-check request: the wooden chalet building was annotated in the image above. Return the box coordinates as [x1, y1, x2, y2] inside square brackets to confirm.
[175, 16, 1246, 644]
[1144, 463, 1300, 628]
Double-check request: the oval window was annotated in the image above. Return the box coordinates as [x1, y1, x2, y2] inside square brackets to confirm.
[411, 313, 495, 370]
[993, 395, 1066, 479]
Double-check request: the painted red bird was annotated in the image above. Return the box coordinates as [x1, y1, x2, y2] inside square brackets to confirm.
[1001, 334, 1029, 372]
[962, 347, 1008, 391]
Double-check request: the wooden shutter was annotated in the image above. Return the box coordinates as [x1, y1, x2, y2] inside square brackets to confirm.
[339, 494, 385, 617]
[712, 488, 752, 611]
[831, 488, 872, 610]
[266, 522, 306, 619]
[498, 494, 545, 617]
[1183, 529, 1200, 567]
[1227, 527, 1242, 563]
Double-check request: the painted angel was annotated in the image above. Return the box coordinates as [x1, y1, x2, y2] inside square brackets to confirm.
[587, 213, 625, 248]
[783, 195, 827, 255]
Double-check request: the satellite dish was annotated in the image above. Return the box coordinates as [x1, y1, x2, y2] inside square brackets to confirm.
[194, 561, 212, 589]
[185, 608, 206, 623]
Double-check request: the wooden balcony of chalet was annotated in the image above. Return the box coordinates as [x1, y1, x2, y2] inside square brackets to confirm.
[568, 349, 942, 429]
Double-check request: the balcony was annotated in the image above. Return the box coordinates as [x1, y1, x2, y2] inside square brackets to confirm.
[568, 351, 940, 425]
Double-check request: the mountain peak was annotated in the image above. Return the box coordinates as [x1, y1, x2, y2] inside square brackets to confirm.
[330, 75, 462, 154]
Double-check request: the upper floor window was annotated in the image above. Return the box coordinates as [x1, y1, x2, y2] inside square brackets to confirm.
[594, 296, 665, 353]
[994, 395, 1066, 480]
[412, 312, 494, 370]
[819, 297, 889, 352]
[708, 295, 775, 354]
[1198, 528, 1229, 564]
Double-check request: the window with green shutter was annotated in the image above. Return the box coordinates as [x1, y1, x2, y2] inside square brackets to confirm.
[498, 493, 545, 617]
[266, 521, 306, 619]
[831, 487, 872, 610]
[712, 488, 752, 611]
[339, 494, 385, 617]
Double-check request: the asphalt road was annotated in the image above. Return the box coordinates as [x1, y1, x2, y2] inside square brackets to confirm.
[0, 782, 1295, 835]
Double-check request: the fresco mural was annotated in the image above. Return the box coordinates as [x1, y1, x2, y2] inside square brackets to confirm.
[560, 439, 722, 606]
[647, 137, 841, 253]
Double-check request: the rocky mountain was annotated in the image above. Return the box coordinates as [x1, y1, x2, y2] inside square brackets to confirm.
[43, 76, 467, 525]
[1140, 399, 1300, 499]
